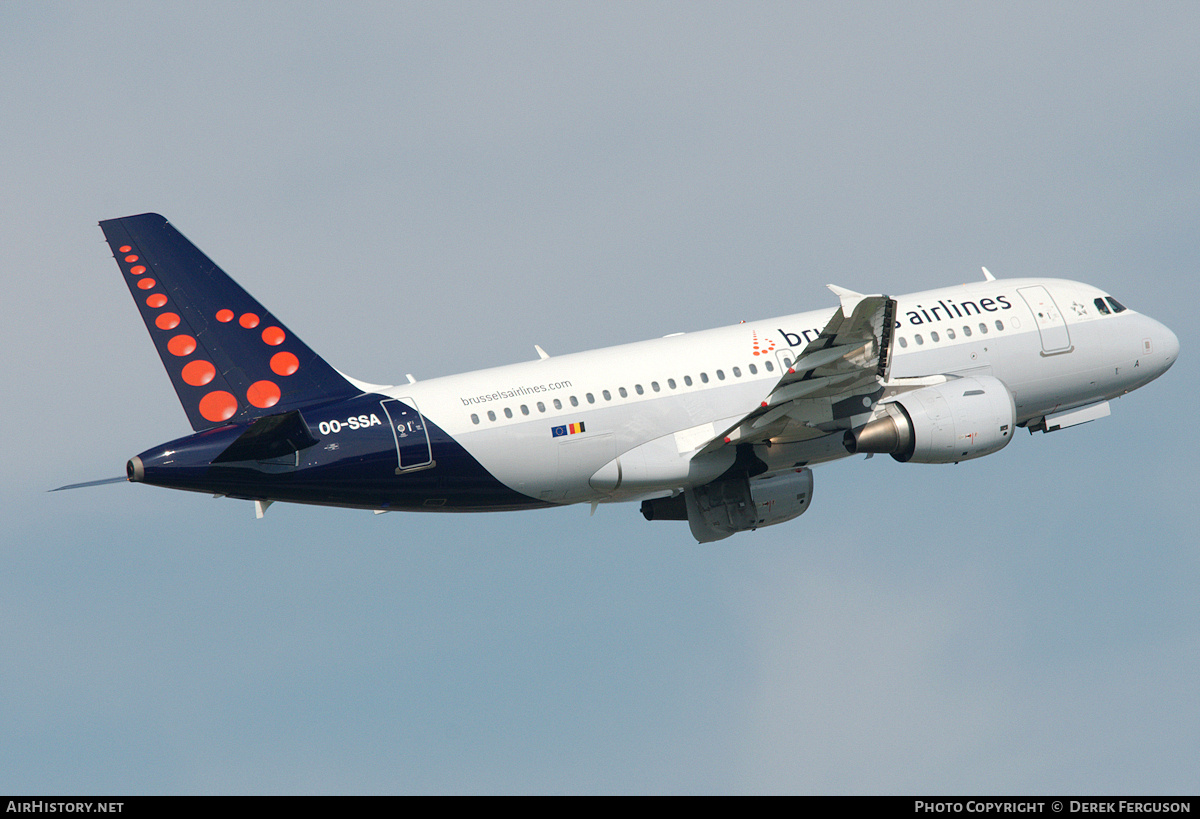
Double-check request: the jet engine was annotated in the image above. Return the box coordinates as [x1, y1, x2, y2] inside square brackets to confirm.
[641, 469, 814, 543]
[843, 375, 1015, 464]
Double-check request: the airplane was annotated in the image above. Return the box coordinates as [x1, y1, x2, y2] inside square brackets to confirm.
[78, 212, 1178, 542]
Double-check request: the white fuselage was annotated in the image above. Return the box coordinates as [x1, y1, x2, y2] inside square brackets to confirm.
[376, 277, 1178, 506]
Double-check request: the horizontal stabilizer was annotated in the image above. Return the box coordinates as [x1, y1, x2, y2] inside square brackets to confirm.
[50, 476, 128, 492]
[212, 410, 319, 463]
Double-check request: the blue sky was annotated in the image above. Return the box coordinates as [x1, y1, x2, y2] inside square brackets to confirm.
[2, 2, 1197, 793]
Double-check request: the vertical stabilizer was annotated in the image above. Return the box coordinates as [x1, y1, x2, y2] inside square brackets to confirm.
[100, 213, 360, 430]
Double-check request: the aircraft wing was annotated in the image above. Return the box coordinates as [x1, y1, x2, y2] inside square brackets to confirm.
[697, 287, 897, 456]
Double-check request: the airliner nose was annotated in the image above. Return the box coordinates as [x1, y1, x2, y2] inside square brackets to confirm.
[1128, 313, 1178, 388]
[1162, 323, 1180, 368]
[1145, 316, 1179, 383]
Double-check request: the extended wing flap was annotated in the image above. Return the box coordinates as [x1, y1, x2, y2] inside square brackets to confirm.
[786, 290, 895, 380]
[697, 292, 896, 455]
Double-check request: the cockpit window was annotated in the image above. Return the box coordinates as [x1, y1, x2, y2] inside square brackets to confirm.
[1106, 297, 1127, 313]
[1094, 297, 1111, 315]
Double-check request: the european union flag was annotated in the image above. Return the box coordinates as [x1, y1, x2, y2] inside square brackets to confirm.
[551, 425, 567, 438]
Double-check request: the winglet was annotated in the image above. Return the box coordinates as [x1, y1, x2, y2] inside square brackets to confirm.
[826, 284, 866, 317]
[534, 344, 550, 360]
[982, 266, 996, 281]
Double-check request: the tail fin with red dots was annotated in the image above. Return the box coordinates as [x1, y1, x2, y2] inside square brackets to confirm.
[100, 213, 361, 431]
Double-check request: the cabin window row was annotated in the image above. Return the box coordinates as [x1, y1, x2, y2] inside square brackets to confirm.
[895, 320, 1006, 349]
[469, 358, 778, 424]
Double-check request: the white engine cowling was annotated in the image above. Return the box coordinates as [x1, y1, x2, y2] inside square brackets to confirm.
[844, 375, 1016, 464]
[683, 469, 814, 543]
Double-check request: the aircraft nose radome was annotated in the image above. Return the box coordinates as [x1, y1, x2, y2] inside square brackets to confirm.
[1163, 324, 1180, 367]
[1144, 317, 1179, 385]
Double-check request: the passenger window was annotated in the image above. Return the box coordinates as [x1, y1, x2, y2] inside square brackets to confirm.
[553, 398, 562, 410]
[898, 336, 908, 348]
[716, 370, 725, 380]
[586, 393, 595, 404]
[947, 328, 956, 339]
[995, 320, 1004, 331]
[684, 375, 693, 386]
[931, 331, 940, 342]
[520, 404, 529, 415]
[732, 367, 741, 377]
[471, 413, 480, 424]
[764, 361, 774, 372]
[748, 364, 757, 375]
[635, 384, 644, 395]
[963, 325, 971, 337]
[668, 378, 677, 389]
[915, 334, 924, 345]
[651, 381, 660, 392]
[504, 407, 513, 419]
[602, 390, 611, 401]
[537, 402, 545, 412]
[979, 323, 988, 334]
[619, 387, 628, 398]
[1094, 297, 1111, 315]
[487, 410, 496, 421]
[570, 396, 579, 407]
[700, 373, 709, 383]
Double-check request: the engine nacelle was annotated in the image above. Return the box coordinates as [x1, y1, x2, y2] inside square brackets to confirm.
[844, 375, 1016, 464]
[648, 469, 815, 543]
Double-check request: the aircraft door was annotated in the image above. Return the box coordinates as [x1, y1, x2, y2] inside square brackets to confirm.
[1018, 285, 1072, 354]
[381, 398, 434, 473]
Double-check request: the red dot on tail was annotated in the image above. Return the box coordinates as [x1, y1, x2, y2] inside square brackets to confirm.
[137, 278, 156, 290]
[261, 326, 285, 346]
[216, 309, 234, 323]
[146, 293, 168, 308]
[198, 391, 237, 423]
[155, 312, 180, 330]
[119, 246, 131, 253]
[167, 334, 196, 356]
[247, 380, 281, 409]
[130, 265, 146, 275]
[124, 255, 138, 263]
[181, 360, 216, 386]
[239, 313, 259, 329]
[270, 351, 299, 376]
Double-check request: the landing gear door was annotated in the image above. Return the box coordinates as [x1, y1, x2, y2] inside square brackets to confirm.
[381, 398, 434, 473]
